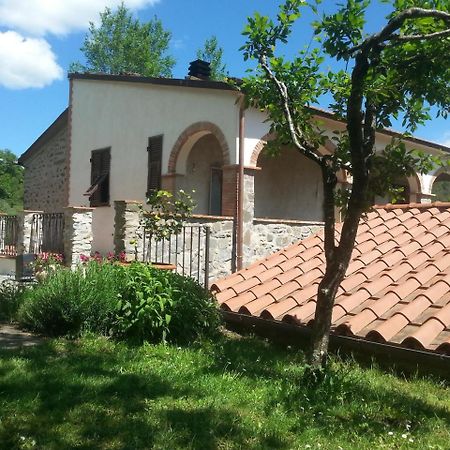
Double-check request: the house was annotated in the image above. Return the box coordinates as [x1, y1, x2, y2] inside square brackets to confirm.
[18, 62, 450, 279]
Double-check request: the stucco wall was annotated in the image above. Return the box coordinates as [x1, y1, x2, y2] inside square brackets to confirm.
[23, 126, 68, 212]
[254, 146, 324, 221]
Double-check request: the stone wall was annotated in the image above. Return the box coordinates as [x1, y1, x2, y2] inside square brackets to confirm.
[247, 219, 323, 266]
[186, 216, 234, 282]
[23, 126, 68, 212]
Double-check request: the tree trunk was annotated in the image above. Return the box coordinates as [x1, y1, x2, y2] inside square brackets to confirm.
[309, 260, 347, 368]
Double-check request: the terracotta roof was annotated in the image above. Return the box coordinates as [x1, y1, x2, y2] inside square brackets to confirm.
[212, 203, 450, 356]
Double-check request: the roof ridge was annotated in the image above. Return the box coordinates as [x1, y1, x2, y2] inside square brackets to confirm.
[374, 202, 450, 211]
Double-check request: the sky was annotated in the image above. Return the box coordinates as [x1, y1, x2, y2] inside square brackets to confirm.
[0, 0, 448, 157]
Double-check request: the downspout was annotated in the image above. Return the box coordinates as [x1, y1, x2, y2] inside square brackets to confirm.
[236, 100, 245, 271]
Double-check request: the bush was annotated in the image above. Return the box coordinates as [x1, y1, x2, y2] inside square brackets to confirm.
[18, 261, 220, 344]
[0, 280, 26, 322]
[114, 263, 220, 344]
[18, 262, 126, 336]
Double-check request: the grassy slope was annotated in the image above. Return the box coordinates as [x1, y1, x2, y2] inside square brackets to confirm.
[0, 335, 448, 450]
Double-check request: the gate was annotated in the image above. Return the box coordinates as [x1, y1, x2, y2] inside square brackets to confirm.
[30, 213, 64, 254]
[0, 215, 18, 256]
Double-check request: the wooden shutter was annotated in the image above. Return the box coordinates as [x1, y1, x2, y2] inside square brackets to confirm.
[147, 135, 163, 195]
[89, 148, 110, 206]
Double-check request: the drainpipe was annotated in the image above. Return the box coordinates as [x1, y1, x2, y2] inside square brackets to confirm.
[236, 101, 245, 271]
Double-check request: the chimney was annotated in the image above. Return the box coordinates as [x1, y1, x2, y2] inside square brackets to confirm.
[187, 59, 211, 80]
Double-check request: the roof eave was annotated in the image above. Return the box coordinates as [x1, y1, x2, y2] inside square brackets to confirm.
[18, 108, 69, 165]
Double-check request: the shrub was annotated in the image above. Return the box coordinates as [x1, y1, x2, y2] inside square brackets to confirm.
[0, 280, 27, 323]
[18, 260, 220, 344]
[164, 271, 221, 344]
[18, 262, 126, 336]
[114, 263, 220, 344]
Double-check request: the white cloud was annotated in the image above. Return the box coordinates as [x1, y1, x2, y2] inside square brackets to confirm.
[0, 31, 63, 89]
[0, 0, 160, 36]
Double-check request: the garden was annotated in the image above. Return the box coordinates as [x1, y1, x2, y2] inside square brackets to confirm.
[0, 254, 449, 449]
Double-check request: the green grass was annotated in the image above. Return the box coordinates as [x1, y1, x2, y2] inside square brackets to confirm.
[0, 334, 448, 450]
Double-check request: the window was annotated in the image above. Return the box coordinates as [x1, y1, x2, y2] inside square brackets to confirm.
[85, 148, 110, 207]
[209, 166, 222, 215]
[147, 135, 163, 195]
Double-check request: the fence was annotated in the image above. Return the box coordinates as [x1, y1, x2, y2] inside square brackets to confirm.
[142, 224, 211, 288]
[30, 213, 65, 255]
[0, 215, 18, 256]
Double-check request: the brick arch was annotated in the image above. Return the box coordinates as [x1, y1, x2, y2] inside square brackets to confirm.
[168, 121, 230, 174]
[250, 133, 337, 166]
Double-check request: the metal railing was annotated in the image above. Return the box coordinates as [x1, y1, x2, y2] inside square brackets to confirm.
[30, 213, 64, 255]
[0, 215, 18, 256]
[142, 224, 211, 289]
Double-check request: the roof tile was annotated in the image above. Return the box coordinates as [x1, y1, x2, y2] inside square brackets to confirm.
[214, 203, 450, 355]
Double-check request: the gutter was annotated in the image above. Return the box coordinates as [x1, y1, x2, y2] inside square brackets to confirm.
[221, 310, 450, 379]
[236, 102, 245, 271]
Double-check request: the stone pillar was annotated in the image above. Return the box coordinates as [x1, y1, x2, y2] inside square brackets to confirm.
[16, 210, 42, 255]
[243, 167, 258, 267]
[64, 207, 93, 268]
[113, 201, 143, 262]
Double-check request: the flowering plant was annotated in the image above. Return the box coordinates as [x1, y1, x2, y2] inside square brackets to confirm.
[33, 253, 64, 281]
[140, 190, 196, 242]
[33, 253, 64, 271]
[79, 251, 127, 264]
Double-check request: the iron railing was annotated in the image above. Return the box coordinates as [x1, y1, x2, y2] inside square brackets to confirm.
[142, 225, 211, 289]
[30, 213, 65, 255]
[0, 215, 18, 256]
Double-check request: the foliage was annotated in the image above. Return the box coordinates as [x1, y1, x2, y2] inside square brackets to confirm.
[114, 263, 174, 342]
[0, 280, 26, 323]
[196, 35, 228, 80]
[32, 253, 64, 277]
[70, 3, 175, 77]
[161, 270, 220, 344]
[79, 251, 127, 264]
[114, 263, 219, 344]
[18, 262, 126, 336]
[140, 189, 196, 242]
[0, 335, 449, 449]
[17, 260, 218, 344]
[0, 149, 23, 214]
[241, 0, 450, 367]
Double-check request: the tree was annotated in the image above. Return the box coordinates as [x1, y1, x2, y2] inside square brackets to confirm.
[196, 36, 228, 80]
[70, 3, 175, 77]
[241, 0, 450, 369]
[0, 149, 23, 214]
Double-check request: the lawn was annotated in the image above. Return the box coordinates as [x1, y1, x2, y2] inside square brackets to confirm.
[0, 334, 448, 450]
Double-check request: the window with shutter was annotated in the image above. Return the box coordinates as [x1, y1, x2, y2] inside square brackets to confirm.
[84, 147, 111, 207]
[147, 135, 163, 195]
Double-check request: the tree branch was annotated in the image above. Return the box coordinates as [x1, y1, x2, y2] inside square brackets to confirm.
[392, 28, 450, 42]
[348, 7, 450, 54]
[259, 55, 323, 165]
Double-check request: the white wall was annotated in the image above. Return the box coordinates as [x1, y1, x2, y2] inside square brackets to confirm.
[255, 146, 324, 221]
[70, 79, 240, 253]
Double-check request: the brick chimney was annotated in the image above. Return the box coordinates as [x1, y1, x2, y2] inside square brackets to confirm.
[187, 59, 211, 80]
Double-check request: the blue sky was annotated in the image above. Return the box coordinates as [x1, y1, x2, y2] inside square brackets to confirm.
[0, 0, 448, 157]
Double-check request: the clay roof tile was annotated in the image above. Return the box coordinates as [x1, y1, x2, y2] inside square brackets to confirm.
[213, 203, 450, 355]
